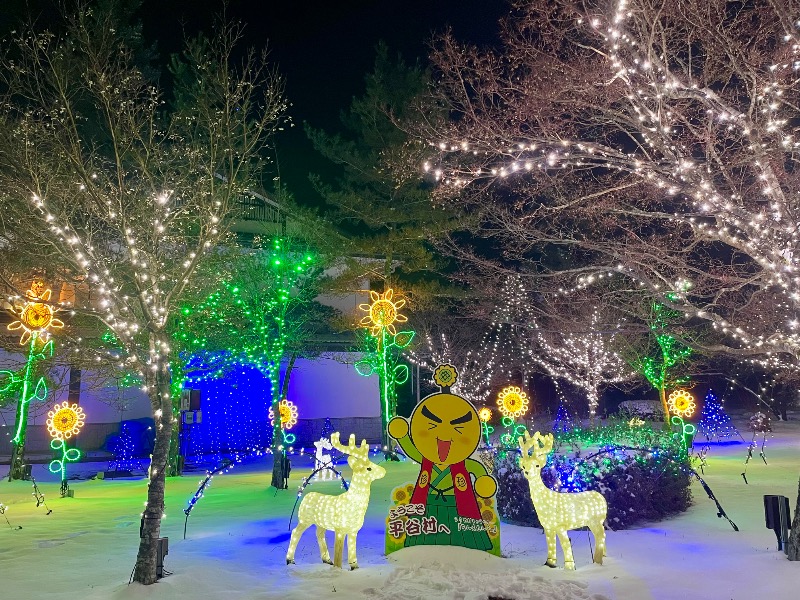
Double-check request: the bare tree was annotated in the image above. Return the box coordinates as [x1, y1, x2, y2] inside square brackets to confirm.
[528, 306, 634, 420]
[417, 0, 800, 371]
[0, 5, 287, 584]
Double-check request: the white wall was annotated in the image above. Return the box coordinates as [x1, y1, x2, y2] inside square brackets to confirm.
[288, 353, 379, 419]
[0, 349, 378, 428]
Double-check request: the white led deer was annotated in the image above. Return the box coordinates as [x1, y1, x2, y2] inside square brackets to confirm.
[286, 432, 386, 569]
[518, 431, 607, 570]
[313, 437, 333, 480]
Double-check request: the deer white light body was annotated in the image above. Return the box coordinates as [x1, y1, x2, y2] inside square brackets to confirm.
[518, 431, 607, 570]
[286, 432, 386, 569]
[313, 437, 334, 480]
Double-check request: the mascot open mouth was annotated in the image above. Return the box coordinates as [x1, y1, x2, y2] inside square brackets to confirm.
[437, 438, 451, 463]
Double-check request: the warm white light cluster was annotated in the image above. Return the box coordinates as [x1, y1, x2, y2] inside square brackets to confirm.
[518, 431, 607, 570]
[406, 332, 487, 405]
[427, 0, 800, 370]
[286, 433, 386, 569]
[528, 308, 633, 418]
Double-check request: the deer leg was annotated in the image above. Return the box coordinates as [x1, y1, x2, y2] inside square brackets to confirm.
[347, 531, 359, 570]
[333, 530, 345, 569]
[316, 526, 332, 565]
[286, 521, 310, 564]
[590, 522, 606, 564]
[559, 531, 576, 570]
[544, 528, 557, 568]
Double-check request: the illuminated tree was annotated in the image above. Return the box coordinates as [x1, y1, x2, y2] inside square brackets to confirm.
[419, 0, 800, 373]
[635, 303, 694, 426]
[174, 235, 326, 486]
[0, 6, 287, 584]
[697, 389, 738, 442]
[528, 308, 632, 421]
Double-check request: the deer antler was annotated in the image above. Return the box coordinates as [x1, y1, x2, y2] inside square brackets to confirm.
[518, 430, 538, 456]
[518, 431, 554, 457]
[330, 432, 369, 459]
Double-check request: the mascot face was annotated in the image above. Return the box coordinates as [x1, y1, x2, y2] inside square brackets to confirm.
[409, 392, 480, 466]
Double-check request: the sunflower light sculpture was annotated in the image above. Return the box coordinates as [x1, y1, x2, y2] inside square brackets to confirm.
[497, 386, 530, 450]
[269, 399, 299, 445]
[3, 281, 63, 480]
[355, 288, 415, 447]
[478, 407, 494, 446]
[667, 389, 697, 452]
[47, 401, 85, 497]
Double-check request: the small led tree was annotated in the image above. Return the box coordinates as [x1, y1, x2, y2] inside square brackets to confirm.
[356, 289, 414, 448]
[698, 389, 739, 442]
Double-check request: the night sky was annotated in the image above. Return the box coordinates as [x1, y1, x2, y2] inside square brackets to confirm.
[137, 0, 508, 206]
[2, 0, 507, 206]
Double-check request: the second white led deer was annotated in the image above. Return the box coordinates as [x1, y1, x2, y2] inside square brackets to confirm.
[518, 431, 607, 570]
[286, 432, 386, 569]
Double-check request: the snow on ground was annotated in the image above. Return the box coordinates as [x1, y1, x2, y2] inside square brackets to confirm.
[1, 418, 798, 600]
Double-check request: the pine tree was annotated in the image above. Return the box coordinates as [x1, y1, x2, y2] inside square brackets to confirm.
[320, 417, 335, 439]
[306, 43, 460, 301]
[553, 403, 575, 434]
[698, 389, 739, 442]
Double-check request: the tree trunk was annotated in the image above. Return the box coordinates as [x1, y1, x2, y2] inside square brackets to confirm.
[270, 353, 297, 489]
[132, 337, 173, 585]
[788, 476, 800, 561]
[659, 385, 670, 428]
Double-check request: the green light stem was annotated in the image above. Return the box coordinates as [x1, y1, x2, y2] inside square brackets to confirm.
[48, 437, 81, 487]
[379, 328, 390, 448]
[11, 333, 39, 445]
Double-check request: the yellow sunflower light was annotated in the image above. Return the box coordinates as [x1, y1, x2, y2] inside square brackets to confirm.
[478, 407, 493, 422]
[7, 281, 64, 346]
[46, 401, 86, 440]
[668, 389, 696, 418]
[497, 386, 530, 419]
[269, 398, 299, 430]
[358, 288, 408, 337]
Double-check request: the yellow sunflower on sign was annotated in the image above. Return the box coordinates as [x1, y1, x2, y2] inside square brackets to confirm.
[358, 288, 408, 336]
[497, 386, 530, 419]
[7, 282, 64, 346]
[46, 402, 85, 440]
[478, 407, 493, 422]
[433, 364, 458, 388]
[269, 399, 299, 430]
[668, 389, 696, 418]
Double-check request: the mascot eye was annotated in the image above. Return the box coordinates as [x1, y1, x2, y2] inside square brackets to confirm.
[367, 467, 372, 471]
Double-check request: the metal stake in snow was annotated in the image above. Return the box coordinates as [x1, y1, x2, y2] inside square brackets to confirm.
[0, 502, 22, 530]
[30, 474, 51, 515]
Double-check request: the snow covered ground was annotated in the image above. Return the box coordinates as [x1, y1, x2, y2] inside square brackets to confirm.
[1, 418, 798, 600]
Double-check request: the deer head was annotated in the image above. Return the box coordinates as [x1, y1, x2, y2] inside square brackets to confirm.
[330, 432, 386, 482]
[517, 431, 553, 477]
